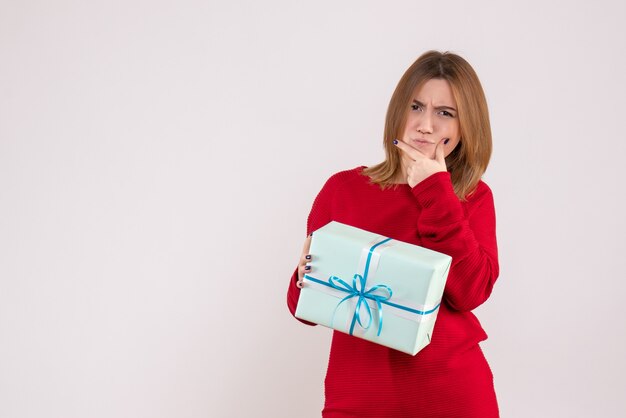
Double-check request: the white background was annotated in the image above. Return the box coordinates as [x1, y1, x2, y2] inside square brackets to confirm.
[1, 1, 625, 417]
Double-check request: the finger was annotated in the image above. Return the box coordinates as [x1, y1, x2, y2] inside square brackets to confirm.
[435, 139, 446, 164]
[297, 234, 313, 287]
[393, 139, 427, 161]
[298, 264, 311, 285]
[300, 253, 312, 265]
[301, 234, 312, 255]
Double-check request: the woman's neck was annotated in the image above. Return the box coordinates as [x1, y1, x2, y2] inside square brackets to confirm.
[393, 161, 409, 184]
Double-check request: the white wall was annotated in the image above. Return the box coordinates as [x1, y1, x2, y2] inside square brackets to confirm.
[1, 1, 625, 417]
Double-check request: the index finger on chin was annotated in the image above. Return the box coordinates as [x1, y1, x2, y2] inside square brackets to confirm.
[393, 139, 426, 160]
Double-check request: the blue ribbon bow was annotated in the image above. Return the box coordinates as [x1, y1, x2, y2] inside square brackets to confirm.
[327, 273, 392, 336]
[311, 237, 394, 336]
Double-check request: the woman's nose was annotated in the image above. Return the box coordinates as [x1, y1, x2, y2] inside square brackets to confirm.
[417, 113, 433, 134]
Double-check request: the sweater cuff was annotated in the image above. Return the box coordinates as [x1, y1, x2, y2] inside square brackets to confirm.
[411, 171, 465, 222]
[411, 171, 452, 203]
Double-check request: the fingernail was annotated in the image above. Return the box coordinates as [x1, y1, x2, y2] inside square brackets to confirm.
[305, 266, 311, 270]
[305, 255, 311, 260]
[444, 138, 450, 145]
[393, 139, 398, 145]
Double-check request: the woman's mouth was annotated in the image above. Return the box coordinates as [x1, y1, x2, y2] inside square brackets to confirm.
[411, 138, 434, 145]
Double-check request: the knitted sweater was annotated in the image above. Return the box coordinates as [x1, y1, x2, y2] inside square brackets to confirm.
[287, 167, 500, 418]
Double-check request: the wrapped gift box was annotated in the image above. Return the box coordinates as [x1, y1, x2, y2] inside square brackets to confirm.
[295, 221, 451, 355]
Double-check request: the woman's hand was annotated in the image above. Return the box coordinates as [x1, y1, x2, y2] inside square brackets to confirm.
[296, 235, 313, 288]
[394, 139, 447, 188]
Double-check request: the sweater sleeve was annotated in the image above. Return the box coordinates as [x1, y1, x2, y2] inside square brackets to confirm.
[411, 171, 499, 312]
[286, 173, 341, 323]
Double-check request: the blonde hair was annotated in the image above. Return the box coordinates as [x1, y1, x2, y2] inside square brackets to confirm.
[363, 50, 492, 201]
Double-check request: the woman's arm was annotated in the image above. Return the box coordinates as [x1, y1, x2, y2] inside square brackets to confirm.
[286, 173, 340, 321]
[411, 172, 499, 312]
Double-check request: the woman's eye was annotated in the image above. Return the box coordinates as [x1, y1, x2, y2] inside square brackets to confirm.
[410, 104, 421, 111]
[439, 110, 454, 117]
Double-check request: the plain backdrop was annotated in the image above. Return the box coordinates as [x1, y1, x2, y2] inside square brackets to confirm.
[1, 1, 625, 417]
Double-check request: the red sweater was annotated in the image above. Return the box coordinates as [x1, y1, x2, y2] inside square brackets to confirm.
[287, 167, 500, 418]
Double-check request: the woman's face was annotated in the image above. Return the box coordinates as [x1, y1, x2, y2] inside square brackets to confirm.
[400, 78, 461, 159]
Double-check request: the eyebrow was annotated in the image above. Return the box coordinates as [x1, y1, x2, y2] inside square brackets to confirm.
[413, 99, 457, 112]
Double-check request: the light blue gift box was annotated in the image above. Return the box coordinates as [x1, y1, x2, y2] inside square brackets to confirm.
[295, 221, 452, 355]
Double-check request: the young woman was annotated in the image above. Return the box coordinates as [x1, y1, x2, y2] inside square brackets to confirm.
[287, 50, 500, 418]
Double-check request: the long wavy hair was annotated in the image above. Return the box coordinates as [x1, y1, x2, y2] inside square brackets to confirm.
[363, 50, 492, 201]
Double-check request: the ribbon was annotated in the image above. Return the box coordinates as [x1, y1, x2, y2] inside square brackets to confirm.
[328, 273, 392, 336]
[304, 236, 442, 337]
